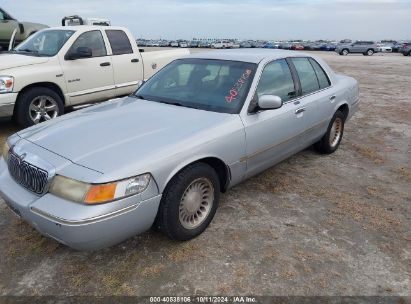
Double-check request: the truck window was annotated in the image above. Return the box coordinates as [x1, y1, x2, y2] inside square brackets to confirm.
[106, 30, 133, 55]
[70, 30, 107, 57]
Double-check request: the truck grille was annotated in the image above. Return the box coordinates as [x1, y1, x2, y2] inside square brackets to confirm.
[7, 152, 49, 195]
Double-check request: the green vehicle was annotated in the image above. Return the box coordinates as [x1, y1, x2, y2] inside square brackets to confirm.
[0, 7, 48, 51]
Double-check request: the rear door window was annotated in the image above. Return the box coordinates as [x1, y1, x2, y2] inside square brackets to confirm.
[309, 58, 331, 89]
[290, 57, 320, 95]
[106, 30, 133, 55]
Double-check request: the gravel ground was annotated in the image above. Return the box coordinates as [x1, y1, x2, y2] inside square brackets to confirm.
[0, 51, 410, 296]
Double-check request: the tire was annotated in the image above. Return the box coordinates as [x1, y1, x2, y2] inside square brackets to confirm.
[156, 163, 220, 241]
[365, 49, 374, 56]
[314, 111, 345, 154]
[340, 49, 349, 56]
[16, 87, 64, 128]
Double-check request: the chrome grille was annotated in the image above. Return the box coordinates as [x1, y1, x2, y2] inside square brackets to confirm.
[7, 152, 49, 195]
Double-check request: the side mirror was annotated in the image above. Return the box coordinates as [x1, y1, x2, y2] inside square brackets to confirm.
[258, 95, 282, 110]
[139, 48, 145, 53]
[67, 47, 92, 60]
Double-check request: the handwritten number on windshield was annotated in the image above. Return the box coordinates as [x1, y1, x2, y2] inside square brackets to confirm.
[225, 69, 252, 103]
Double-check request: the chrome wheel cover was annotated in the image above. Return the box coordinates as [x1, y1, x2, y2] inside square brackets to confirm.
[29, 96, 59, 124]
[342, 50, 348, 55]
[179, 178, 214, 230]
[329, 117, 343, 148]
[368, 50, 373, 56]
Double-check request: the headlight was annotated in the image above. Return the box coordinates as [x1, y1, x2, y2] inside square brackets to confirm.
[2, 141, 10, 161]
[0, 76, 14, 94]
[49, 174, 151, 204]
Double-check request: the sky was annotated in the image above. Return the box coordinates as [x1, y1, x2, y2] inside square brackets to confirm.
[2, 0, 410, 41]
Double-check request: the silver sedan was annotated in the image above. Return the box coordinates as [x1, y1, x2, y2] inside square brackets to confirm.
[0, 49, 359, 250]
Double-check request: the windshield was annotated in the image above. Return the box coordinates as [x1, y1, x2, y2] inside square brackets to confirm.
[13, 30, 75, 57]
[135, 59, 257, 114]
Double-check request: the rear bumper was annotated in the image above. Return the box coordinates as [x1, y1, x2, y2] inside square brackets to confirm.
[0, 157, 162, 251]
[0, 93, 17, 118]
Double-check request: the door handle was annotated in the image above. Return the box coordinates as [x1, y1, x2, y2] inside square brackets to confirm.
[329, 95, 336, 101]
[100, 62, 111, 67]
[131, 58, 140, 63]
[295, 107, 306, 115]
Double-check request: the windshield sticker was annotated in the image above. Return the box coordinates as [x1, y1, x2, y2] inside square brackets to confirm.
[225, 69, 252, 103]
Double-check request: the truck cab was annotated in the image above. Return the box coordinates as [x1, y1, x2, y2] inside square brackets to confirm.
[0, 26, 189, 126]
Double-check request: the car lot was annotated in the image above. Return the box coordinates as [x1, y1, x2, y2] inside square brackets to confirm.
[0, 50, 410, 296]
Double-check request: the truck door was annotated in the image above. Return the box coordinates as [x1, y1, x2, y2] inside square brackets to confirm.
[105, 29, 144, 96]
[60, 30, 115, 105]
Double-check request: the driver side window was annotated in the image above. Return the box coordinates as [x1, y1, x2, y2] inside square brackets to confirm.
[70, 31, 107, 58]
[256, 59, 296, 102]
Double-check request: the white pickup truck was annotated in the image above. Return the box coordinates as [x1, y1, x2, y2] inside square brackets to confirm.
[0, 26, 189, 126]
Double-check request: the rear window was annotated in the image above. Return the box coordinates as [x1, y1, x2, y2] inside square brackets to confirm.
[106, 30, 133, 55]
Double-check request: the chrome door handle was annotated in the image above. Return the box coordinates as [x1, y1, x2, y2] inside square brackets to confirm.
[295, 107, 306, 115]
[329, 95, 336, 101]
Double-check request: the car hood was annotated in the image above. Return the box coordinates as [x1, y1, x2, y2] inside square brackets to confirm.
[0, 53, 49, 70]
[18, 97, 236, 175]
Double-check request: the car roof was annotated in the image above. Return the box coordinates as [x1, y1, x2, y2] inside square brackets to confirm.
[42, 25, 126, 31]
[186, 49, 312, 64]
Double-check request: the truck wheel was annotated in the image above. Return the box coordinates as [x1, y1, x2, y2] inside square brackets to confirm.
[340, 49, 349, 56]
[16, 87, 64, 127]
[157, 163, 220, 241]
[314, 111, 345, 154]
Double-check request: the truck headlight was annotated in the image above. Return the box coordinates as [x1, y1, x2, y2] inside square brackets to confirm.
[2, 141, 10, 161]
[0, 76, 14, 94]
[49, 174, 151, 204]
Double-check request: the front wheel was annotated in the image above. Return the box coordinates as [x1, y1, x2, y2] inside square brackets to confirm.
[314, 111, 345, 154]
[156, 163, 220, 241]
[16, 87, 64, 127]
[364, 49, 374, 56]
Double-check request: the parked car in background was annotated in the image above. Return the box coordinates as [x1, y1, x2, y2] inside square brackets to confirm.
[170, 41, 179, 47]
[335, 41, 379, 56]
[179, 41, 188, 48]
[0, 26, 189, 126]
[240, 41, 252, 48]
[401, 45, 411, 56]
[62, 15, 111, 26]
[189, 41, 199, 48]
[0, 7, 48, 51]
[398, 42, 410, 54]
[198, 41, 210, 48]
[211, 41, 233, 49]
[377, 44, 392, 53]
[0, 49, 359, 250]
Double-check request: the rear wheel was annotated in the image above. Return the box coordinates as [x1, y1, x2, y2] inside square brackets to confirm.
[314, 111, 345, 154]
[16, 87, 64, 127]
[340, 49, 349, 56]
[156, 163, 220, 241]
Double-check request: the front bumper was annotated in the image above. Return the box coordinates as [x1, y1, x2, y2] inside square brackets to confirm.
[0, 157, 162, 250]
[0, 93, 17, 118]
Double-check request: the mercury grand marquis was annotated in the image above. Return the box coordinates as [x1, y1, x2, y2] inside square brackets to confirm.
[0, 49, 359, 250]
